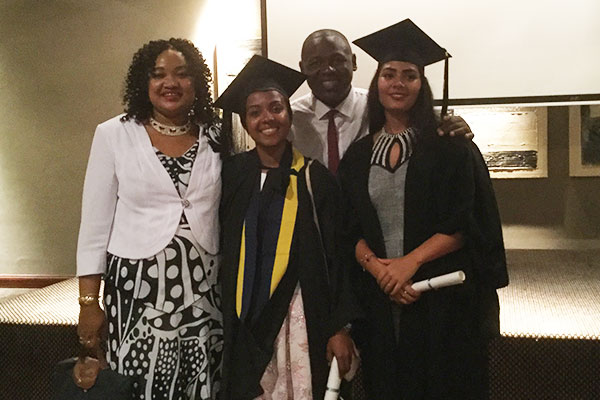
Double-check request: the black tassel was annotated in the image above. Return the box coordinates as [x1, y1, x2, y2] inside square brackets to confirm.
[441, 53, 450, 117]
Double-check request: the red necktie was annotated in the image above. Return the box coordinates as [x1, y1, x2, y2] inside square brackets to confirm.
[326, 110, 340, 174]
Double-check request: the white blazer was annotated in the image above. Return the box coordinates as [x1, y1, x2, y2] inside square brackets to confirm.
[76, 115, 221, 276]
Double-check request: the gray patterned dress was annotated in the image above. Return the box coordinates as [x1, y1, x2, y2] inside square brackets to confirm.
[103, 141, 223, 400]
[368, 128, 416, 342]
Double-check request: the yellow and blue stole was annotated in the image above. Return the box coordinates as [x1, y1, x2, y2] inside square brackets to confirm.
[236, 148, 305, 321]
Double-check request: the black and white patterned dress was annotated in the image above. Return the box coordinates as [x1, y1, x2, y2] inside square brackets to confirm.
[104, 141, 223, 400]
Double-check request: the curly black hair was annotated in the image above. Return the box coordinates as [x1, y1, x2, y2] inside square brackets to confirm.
[121, 38, 218, 126]
[367, 63, 438, 138]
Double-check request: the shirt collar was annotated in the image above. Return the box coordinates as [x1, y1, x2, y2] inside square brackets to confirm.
[313, 86, 356, 120]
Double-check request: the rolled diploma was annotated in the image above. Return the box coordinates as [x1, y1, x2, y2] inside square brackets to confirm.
[411, 270, 465, 292]
[324, 357, 341, 400]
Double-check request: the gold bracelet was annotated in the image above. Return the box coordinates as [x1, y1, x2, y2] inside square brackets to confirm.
[361, 253, 375, 265]
[78, 294, 99, 306]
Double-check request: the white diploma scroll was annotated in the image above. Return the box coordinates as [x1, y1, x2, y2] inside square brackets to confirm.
[411, 270, 466, 292]
[324, 357, 341, 400]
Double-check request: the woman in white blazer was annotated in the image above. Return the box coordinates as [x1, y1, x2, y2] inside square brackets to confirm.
[75, 38, 224, 400]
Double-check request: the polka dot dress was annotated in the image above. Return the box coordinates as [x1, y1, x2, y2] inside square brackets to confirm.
[104, 141, 223, 400]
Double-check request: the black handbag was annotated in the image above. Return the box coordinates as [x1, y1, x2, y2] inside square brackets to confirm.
[52, 357, 133, 400]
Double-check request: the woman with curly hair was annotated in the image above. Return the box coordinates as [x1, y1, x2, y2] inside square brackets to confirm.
[75, 38, 223, 399]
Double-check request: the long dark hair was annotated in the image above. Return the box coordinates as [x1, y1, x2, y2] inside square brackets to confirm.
[366, 63, 438, 138]
[121, 38, 218, 126]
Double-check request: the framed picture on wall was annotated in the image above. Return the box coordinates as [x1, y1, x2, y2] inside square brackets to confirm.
[569, 105, 600, 177]
[451, 106, 548, 178]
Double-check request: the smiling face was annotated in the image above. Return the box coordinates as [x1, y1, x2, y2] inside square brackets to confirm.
[300, 31, 356, 108]
[377, 61, 422, 116]
[243, 90, 291, 152]
[148, 49, 196, 124]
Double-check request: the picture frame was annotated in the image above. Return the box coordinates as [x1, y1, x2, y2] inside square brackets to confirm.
[452, 106, 548, 179]
[569, 105, 600, 177]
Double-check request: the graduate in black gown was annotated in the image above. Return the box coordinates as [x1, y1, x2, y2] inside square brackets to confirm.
[338, 20, 508, 399]
[215, 56, 360, 400]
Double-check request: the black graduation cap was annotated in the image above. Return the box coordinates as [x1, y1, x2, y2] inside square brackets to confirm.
[353, 19, 452, 115]
[214, 55, 306, 115]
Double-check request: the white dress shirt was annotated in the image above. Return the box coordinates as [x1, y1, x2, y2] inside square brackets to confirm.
[289, 87, 369, 167]
[76, 115, 221, 276]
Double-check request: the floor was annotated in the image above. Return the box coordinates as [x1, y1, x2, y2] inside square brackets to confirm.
[498, 249, 600, 339]
[0, 288, 32, 302]
[1, 249, 599, 399]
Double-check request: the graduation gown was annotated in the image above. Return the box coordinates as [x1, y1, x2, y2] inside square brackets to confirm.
[219, 144, 360, 400]
[338, 133, 508, 400]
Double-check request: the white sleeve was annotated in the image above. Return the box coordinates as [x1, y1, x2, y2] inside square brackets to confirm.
[76, 123, 118, 276]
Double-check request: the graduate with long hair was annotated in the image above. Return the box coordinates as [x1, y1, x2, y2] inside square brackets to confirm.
[339, 20, 508, 399]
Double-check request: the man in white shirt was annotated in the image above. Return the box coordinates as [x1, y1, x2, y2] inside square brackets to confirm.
[290, 29, 472, 172]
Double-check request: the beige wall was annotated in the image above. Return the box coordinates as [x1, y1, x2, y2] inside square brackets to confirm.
[0, 2, 598, 277]
[0, 0, 207, 275]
